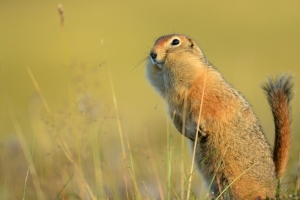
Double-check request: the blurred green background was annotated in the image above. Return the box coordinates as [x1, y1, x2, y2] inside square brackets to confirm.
[1, 1, 300, 199]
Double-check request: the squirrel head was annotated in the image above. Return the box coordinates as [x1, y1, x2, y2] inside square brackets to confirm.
[146, 34, 207, 98]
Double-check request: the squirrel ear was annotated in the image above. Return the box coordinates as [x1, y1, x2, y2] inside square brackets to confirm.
[187, 37, 195, 48]
[187, 37, 206, 62]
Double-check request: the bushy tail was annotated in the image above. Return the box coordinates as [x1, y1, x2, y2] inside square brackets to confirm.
[262, 74, 293, 179]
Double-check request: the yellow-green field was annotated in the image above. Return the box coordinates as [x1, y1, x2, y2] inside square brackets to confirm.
[1, 1, 300, 199]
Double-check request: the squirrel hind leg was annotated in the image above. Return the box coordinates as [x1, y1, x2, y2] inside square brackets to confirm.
[261, 74, 294, 179]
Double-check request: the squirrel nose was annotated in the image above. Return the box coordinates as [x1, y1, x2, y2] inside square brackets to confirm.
[150, 52, 157, 60]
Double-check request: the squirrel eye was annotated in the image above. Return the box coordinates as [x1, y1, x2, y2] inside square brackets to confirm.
[171, 39, 180, 46]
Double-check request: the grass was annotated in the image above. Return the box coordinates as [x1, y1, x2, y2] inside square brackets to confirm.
[0, 5, 299, 199]
[1, 53, 299, 199]
[1, 30, 191, 198]
[186, 67, 208, 200]
[7, 96, 43, 200]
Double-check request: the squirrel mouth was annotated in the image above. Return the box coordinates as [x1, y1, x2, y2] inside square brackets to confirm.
[150, 58, 164, 69]
[155, 62, 164, 69]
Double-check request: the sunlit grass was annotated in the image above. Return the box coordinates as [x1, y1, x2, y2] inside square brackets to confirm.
[1, 59, 299, 199]
[1, 3, 299, 199]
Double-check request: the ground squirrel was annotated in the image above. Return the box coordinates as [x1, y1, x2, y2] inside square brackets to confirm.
[145, 34, 293, 199]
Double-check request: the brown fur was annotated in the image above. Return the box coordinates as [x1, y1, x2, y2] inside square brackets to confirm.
[145, 34, 293, 199]
[262, 76, 293, 179]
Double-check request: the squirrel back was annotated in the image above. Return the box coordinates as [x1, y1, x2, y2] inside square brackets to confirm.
[262, 75, 293, 179]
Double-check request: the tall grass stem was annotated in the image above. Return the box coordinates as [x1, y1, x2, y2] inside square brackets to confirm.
[186, 68, 208, 200]
[6, 97, 45, 200]
[181, 91, 188, 199]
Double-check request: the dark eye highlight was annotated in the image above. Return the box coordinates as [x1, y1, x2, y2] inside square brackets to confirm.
[171, 39, 180, 46]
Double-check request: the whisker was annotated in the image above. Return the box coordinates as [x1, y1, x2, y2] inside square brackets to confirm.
[129, 57, 148, 77]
